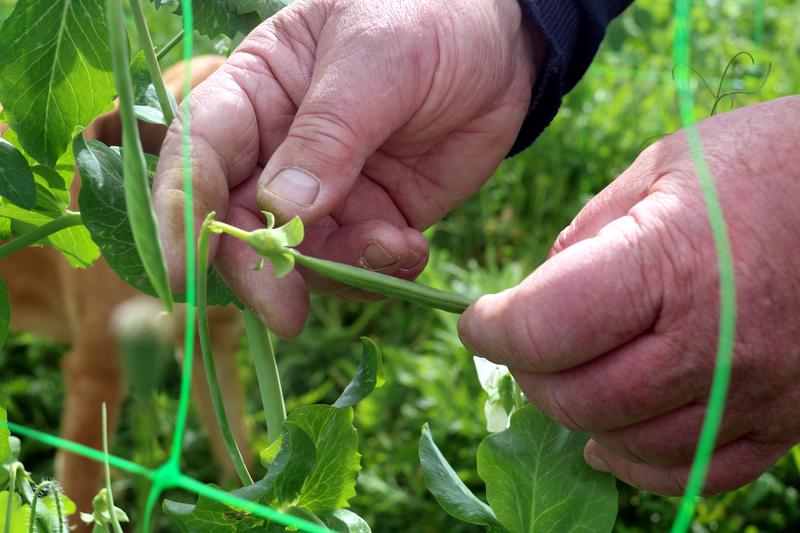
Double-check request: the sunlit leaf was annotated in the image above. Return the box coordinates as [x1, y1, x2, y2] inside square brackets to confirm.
[0, 0, 115, 166]
[476, 405, 618, 532]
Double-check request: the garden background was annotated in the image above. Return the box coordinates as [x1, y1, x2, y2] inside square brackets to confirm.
[1, 0, 799, 531]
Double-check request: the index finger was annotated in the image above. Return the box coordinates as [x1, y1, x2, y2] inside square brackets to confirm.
[152, 62, 262, 291]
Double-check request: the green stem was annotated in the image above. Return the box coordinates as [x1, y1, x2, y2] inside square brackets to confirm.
[156, 29, 185, 61]
[198, 214, 254, 485]
[28, 481, 64, 533]
[3, 463, 21, 533]
[129, 0, 176, 125]
[290, 250, 473, 314]
[242, 310, 286, 445]
[0, 212, 83, 260]
[102, 404, 124, 533]
[210, 220, 254, 242]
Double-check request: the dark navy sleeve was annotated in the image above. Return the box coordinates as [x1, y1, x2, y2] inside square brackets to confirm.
[509, 0, 633, 155]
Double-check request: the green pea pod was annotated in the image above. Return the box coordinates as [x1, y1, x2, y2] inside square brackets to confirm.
[290, 250, 473, 314]
[106, 0, 173, 312]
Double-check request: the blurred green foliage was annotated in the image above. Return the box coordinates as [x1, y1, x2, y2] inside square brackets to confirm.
[1, 0, 799, 531]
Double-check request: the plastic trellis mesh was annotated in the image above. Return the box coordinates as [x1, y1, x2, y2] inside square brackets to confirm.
[670, 0, 736, 532]
[0, 1, 740, 532]
[4, 2, 328, 531]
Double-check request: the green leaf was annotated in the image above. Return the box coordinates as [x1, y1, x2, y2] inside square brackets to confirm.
[153, 0, 290, 39]
[332, 338, 385, 408]
[228, 0, 291, 19]
[419, 423, 501, 527]
[31, 490, 77, 533]
[107, 0, 174, 313]
[163, 422, 316, 532]
[0, 491, 31, 533]
[75, 138, 239, 306]
[260, 421, 316, 506]
[280, 216, 304, 247]
[0, 278, 9, 351]
[0, 407, 9, 463]
[0, 204, 100, 268]
[271, 252, 295, 279]
[322, 509, 372, 533]
[2, 127, 76, 193]
[289, 405, 360, 513]
[163, 488, 267, 533]
[0, 0, 115, 167]
[131, 52, 177, 126]
[0, 139, 36, 209]
[476, 405, 618, 533]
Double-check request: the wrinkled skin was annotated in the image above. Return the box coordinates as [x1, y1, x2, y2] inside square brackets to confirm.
[152, 0, 544, 337]
[459, 96, 800, 496]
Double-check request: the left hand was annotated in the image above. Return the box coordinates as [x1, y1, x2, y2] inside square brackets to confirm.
[458, 95, 800, 496]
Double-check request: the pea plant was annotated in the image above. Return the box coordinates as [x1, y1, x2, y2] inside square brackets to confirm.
[0, 1, 618, 532]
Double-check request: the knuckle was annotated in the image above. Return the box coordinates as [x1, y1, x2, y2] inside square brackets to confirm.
[541, 386, 586, 433]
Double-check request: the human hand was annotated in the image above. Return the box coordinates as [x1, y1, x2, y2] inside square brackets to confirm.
[152, 0, 546, 336]
[459, 96, 800, 495]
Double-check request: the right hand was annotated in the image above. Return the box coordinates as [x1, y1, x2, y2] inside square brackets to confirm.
[152, 0, 547, 337]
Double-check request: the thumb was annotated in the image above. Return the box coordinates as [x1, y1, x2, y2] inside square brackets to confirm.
[458, 215, 663, 373]
[257, 44, 417, 226]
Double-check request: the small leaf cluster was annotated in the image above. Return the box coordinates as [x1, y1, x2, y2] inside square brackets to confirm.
[163, 338, 383, 532]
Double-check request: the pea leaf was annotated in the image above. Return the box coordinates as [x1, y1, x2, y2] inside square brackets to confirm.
[322, 509, 371, 532]
[164, 422, 315, 532]
[0, 204, 100, 269]
[131, 52, 177, 126]
[0, 278, 9, 351]
[0, 139, 36, 209]
[290, 405, 360, 513]
[476, 405, 618, 533]
[419, 423, 501, 528]
[75, 137, 240, 306]
[163, 489, 270, 533]
[0, 407, 10, 463]
[0, 491, 31, 532]
[260, 421, 316, 506]
[228, 0, 291, 19]
[0, 0, 115, 167]
[332, 337, 385, 408]
[3, 127, 76, 192]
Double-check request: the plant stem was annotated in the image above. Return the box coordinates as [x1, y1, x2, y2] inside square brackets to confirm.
[156, 29, 185, 61]
[129, 0, 176, 125]
[0, 212, 83, 260]
[102, 404, 124, 533]
[209, 220, 253, 242]
[198, 214, 254, 485]
[28, 481, 64, 533]
[3, 463, 21, 533]
[242, 310, 286, 445]
[290, 250, 473, 314]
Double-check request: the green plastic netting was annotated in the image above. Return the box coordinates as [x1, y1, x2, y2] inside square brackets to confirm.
[2, 1, 752, 531]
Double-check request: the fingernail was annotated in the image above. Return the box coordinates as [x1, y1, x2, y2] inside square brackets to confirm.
[587, 453, 610, 473]
[265, 168, 320, 207]
[361, 243, 397, 270]
[402, 250, 424, 270]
